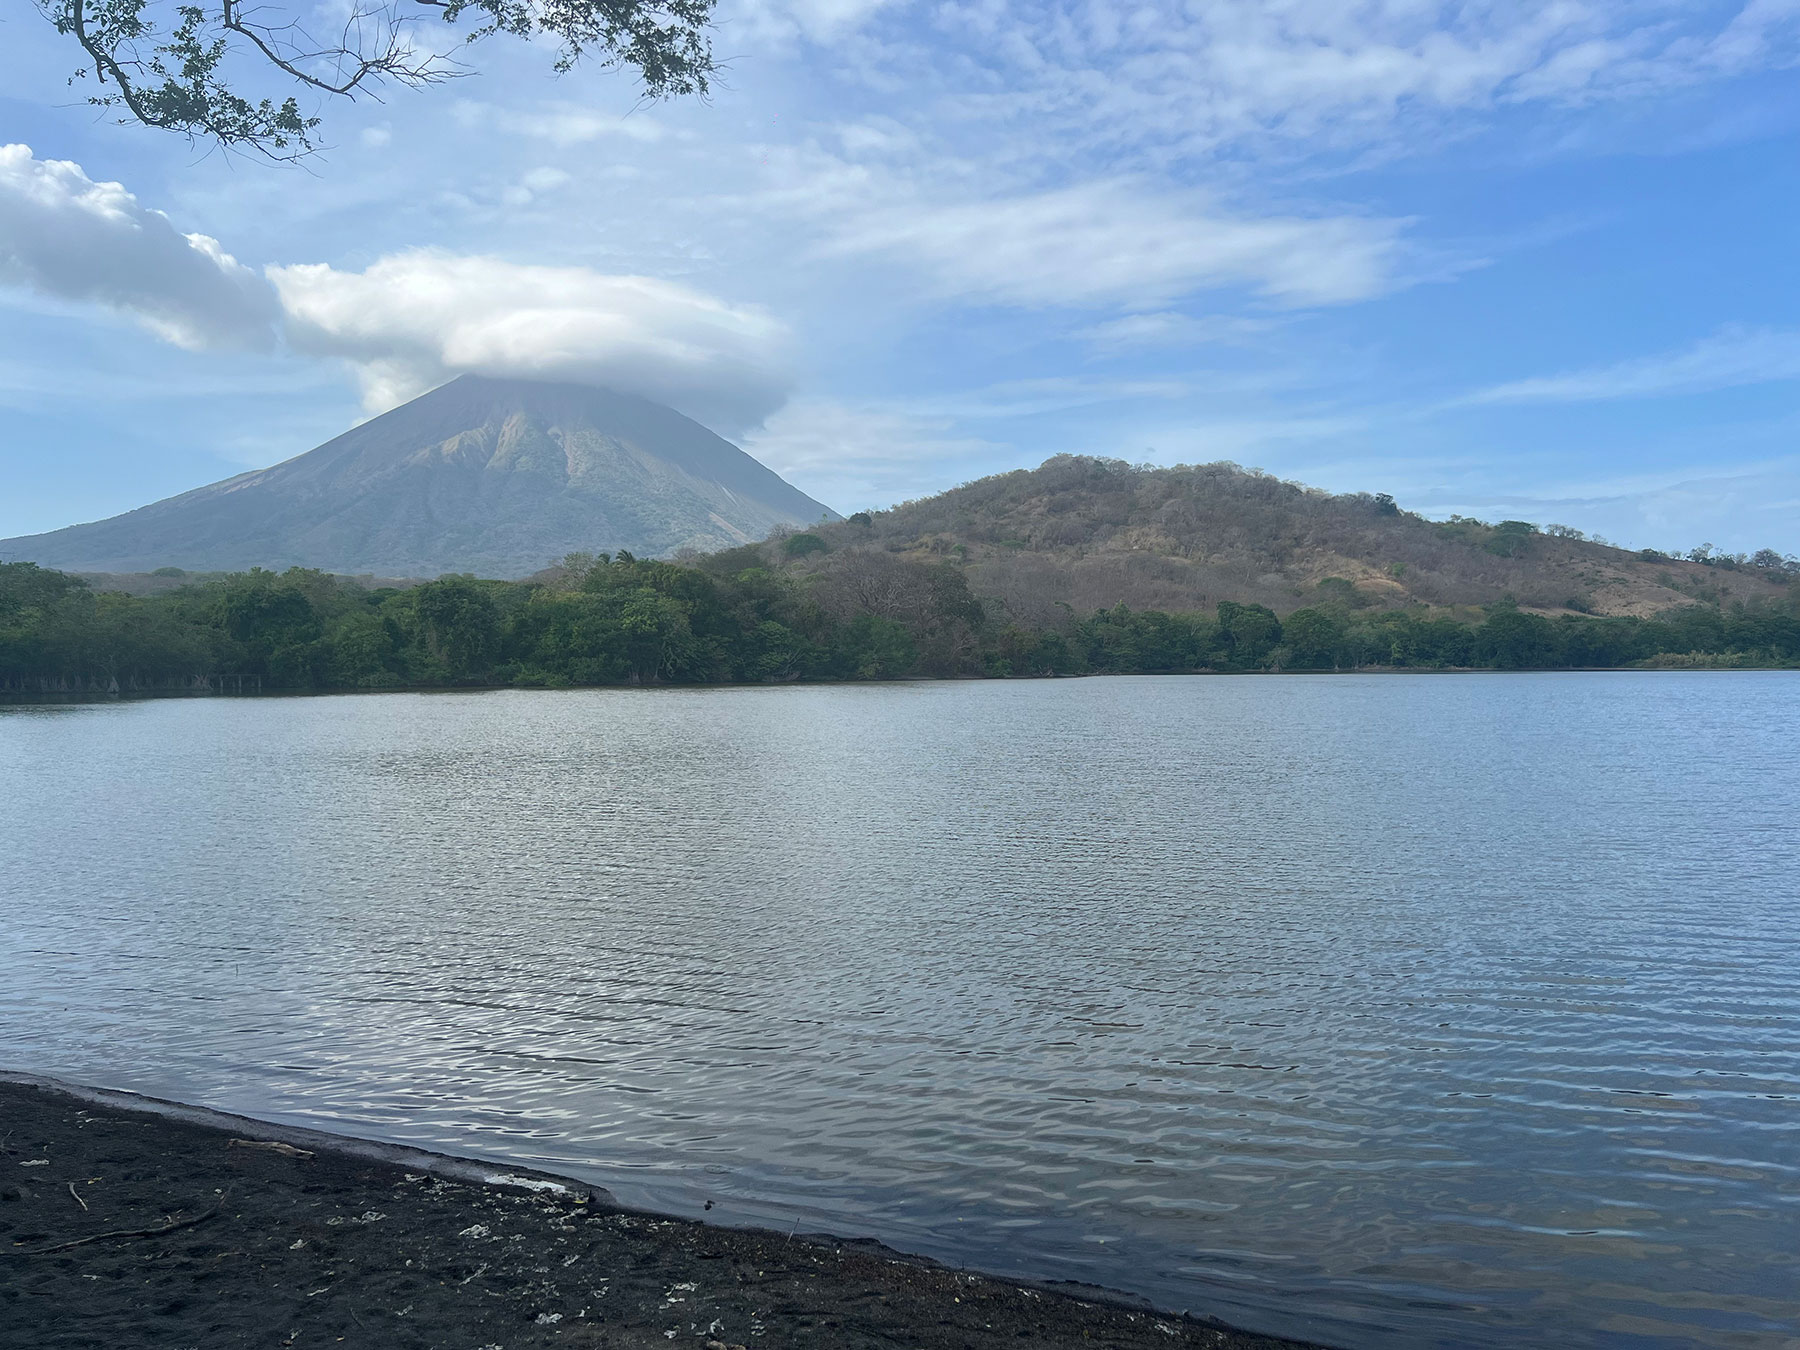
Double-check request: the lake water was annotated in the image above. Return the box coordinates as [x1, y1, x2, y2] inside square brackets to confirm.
[1, 675, 1796, 1348]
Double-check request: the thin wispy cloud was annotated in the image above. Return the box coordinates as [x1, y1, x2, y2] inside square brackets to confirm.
[834, 0, 1800, 173]
[729, 0, 901, 46]
[816, 180, 1408, 308]
[916, 375, 1199, 421]
[1467, 327, 1800, 405]
[741, 397, 1006, 510]
[1080, 312, 1276, 353]
[1405, 454, 1800, 552]
[450, 100, 675, 146]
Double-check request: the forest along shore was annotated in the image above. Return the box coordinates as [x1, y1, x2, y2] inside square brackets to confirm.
[0, 1080, 1323, 1350]
[6, 541, 1800, 701]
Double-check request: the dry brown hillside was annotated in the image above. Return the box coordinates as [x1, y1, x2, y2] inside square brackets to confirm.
[731, 456, 1792, 622]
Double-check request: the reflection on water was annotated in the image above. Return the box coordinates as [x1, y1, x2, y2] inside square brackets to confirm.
[2, 674, 1797, 1348]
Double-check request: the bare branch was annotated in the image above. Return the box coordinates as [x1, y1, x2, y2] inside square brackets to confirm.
[220, 0, 449, 98]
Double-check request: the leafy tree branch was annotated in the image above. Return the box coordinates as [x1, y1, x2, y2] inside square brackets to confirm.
[40, 0, 718, 157]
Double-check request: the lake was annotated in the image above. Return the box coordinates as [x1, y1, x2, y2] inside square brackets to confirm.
[1, 674, 1796, 1348]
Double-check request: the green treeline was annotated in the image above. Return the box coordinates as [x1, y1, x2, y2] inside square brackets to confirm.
[3, 553, 1798, 698]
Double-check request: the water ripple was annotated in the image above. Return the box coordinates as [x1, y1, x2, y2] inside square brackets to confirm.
[2, 673, 1798, 1349]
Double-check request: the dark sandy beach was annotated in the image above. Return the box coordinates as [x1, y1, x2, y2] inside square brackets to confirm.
[1, 1077, 1323, 1350]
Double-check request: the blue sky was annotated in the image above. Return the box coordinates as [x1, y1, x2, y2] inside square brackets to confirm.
[2, 0, 1798, 553]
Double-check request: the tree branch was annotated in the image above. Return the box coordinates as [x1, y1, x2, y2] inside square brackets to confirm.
[44, 0, 717, 156]
[219, 0, 448, 98]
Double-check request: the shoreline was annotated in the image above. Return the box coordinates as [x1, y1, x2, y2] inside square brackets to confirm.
[3, 662, 1795, 708]
[1, 1074, 1329, 1350]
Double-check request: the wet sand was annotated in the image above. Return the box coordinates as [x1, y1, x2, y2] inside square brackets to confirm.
[1, 1077, 1324, 1350]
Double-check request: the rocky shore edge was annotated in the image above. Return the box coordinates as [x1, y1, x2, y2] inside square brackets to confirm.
[0, 1074, 1331, 1350]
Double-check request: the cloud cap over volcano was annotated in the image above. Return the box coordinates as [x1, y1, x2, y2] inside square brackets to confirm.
[270, 251, 795, 436]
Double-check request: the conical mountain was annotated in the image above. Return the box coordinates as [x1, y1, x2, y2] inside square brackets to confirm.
[1, 376, 837, 578]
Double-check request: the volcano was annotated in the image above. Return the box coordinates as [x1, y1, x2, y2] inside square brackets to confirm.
[1, 375, 836, 578]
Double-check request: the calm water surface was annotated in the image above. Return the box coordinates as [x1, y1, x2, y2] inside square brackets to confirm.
[2, 676, 1796, 1348]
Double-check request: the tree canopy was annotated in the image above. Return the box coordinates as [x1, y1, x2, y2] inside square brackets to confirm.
[42, 0, 717, 156]
[5, 554, 1798, 701]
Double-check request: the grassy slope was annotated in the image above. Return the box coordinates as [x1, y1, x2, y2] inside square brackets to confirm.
[734, 456, 1790, 623]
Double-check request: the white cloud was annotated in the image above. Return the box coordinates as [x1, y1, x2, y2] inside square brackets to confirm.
[0, 144, 279, 351]
[728, 0, 901, 46]
[1080, 311, 1276, 352]
[451, 100, 671, 146]
[1709, 0, 1800, 71]
[818, 180, 1407, 308]
[905, 0, 1800, 169]
[1467, 327, 1800, 405]
[268, 250, 794, 433]
[0, 148, 794, 434]
[501, 166, 575, 207]
[520, 167, 573, 193]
